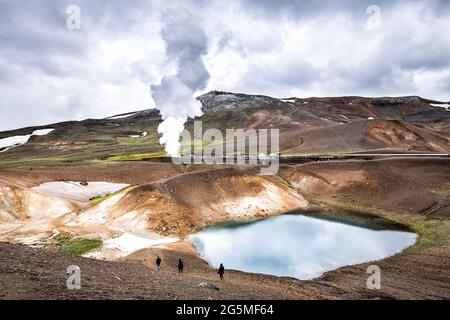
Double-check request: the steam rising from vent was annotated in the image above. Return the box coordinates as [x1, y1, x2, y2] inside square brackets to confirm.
[151, 12, 209, 157]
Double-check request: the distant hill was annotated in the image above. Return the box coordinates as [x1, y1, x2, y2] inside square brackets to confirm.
[0, 91, 449, 168]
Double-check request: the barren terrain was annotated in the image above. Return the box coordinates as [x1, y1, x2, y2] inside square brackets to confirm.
[0, 157, 449, 299]
[0, 92, 449, 300]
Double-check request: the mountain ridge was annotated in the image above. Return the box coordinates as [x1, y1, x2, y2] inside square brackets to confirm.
[0, 91, 448, 168]
[1, 91, 449, 136]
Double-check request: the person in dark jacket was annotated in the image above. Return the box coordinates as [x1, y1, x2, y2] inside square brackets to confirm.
[218, 263, 225, 281]
[178, 259, 184, 273]
[156, 256, 161, 271]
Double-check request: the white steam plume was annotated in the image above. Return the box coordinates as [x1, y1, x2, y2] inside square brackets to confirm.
[151, 11, 209, 157]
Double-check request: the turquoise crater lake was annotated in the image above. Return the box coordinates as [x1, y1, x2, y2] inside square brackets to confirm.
[187, 213, 417, 280]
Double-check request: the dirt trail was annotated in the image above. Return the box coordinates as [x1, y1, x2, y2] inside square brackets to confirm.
[1, 238, 448, 300]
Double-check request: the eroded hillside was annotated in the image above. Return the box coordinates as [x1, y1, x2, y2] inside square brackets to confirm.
[0, 166, 307, 247]
[0, 92, 448, 168]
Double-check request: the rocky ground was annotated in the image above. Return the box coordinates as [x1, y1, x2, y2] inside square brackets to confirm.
[0, 235, 448, 300]
[1, 92, 449, 300]
[0, 157, 449, 300]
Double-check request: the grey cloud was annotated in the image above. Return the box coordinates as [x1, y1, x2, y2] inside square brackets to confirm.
[236, 0, 450, 19]
[1, 0, 450, 131]
[244, 59, 318, 94]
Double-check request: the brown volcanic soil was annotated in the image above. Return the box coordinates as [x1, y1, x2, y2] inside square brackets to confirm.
[281, 120, 450, 155]
[0, 162, 232, 188]
[63, 167, 306, 238]
[0, 233, 448, 300]
[0, 158, 449, 299]
[1, 93, 449, 171]
[280, 157, 450, 218]
[0, 163, 306, 244]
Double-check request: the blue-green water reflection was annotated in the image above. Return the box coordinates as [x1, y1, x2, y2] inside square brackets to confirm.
[187, 214, 416, 280]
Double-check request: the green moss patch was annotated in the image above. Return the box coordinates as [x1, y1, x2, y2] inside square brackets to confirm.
[50, 235, 102, 256]
[106, 151, 167, 161]
[89, 185, 137, 206]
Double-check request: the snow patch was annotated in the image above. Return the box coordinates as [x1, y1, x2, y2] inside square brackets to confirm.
[107, 112, 137, 120]
[129, 131, 148, 138]
[0, 135, 30, 150]
[32, 181, 129, 202]
[104, 233, 178, 253]
[430, 103, 450, 111]
[33, 129, 54, 136]
[0, 128, 54, 152]
[367, 117, 374, 120]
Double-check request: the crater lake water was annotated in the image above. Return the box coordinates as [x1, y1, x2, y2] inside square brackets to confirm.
[187, 213, 417, 280]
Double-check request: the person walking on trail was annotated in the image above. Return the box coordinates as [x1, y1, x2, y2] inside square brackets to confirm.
[156, 256, 161, 271]
[178, 259, 184, 274]
[218, 263, 225, 281]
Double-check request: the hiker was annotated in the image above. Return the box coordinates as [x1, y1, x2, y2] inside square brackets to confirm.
[178, 259, 184, 274]
[218, 263, 225, 281]
[156, 256, 161, 271]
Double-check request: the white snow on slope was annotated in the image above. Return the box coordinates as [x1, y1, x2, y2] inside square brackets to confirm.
[32, 181, 129, 202]
[0, 129, 54, 152]
[104, 233, 178, 253]
[0, 135, 30, 149]
[128, 131, 148, 138]
[33, 129, 55, 136]
[430, 103, 450, 111]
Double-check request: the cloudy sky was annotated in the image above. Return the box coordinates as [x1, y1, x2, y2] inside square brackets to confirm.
[1, 0, 449, 130]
